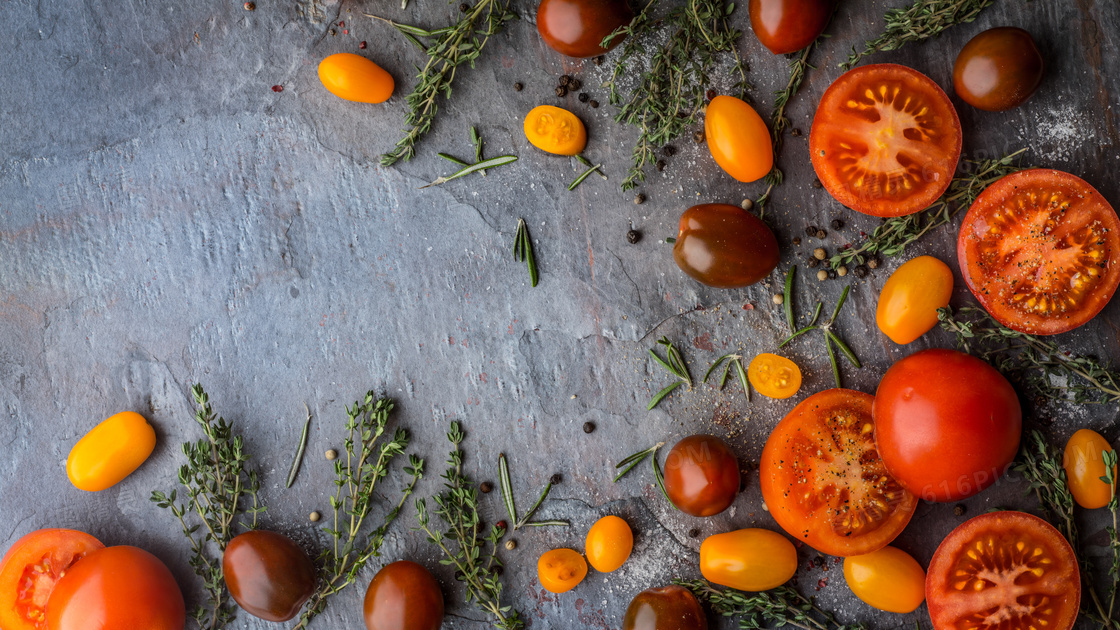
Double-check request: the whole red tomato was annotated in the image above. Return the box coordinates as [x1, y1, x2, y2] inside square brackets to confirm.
[223, 530, 316, 622]
[663, 434, 740, 517]
[672, 203, 779, 289]
[0, 529, 105, 630]
[873, 348, 1022, 502]
[536, 0, 634, 58]
[364, 561, 444, 630]
[45, 546, 186, 630]
[749, 0, 834, 55]
[623, 585, 707, 630]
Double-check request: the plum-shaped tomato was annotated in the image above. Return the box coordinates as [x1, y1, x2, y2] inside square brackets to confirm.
[364, 561, 444, 630]
[623, 585, 707, 630]
[749, 0, 835, 55]
[953, 27, 1043, 112]
[672, 204, 779, 289]
[223, 530, 316, 622]
[536, 0, 634, 58]
[663, 434, 740, 517]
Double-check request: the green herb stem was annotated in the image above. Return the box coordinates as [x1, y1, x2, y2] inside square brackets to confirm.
[779, 270, 860, 387]
[286, 403, 312, 488]
[842, 0, 997, 70]
[568, 163, 602, 190]
[420, 155, 517, 188]
[678, 579, 867, 630]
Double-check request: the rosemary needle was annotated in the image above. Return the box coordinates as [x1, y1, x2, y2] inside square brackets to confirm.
[513, 218, 539, 287]
[780, 268, 860, 387]
[575, 154, 608, 180]
[568, 163, 602, 190]
[419, 155, 517, 189]
[438, 152, 471, 166]
[498, 453, 567, 530]
[286, 403, 312, 488]
[613, 443, 675, 507]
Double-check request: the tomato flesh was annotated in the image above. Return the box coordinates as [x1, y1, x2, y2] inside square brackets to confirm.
[810, 64, 962, 217]
[537, 549, 587, 594]
[0, 529, 105, 630]
[958, 168, 1120, 335]
[759, 389, 917, 557]
[926, 511, 1080, 630]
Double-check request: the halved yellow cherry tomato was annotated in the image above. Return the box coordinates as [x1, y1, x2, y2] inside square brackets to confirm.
[1064, 429, 1116, 509]
[585, 516, 633, 573]
[875, 255, 953, 344]
[523, 105, 587, 156]
[67, 411, 157, 491]
[700, 529, 796, 592]
[704, 95, 773, 183]
[537, 549, 587, 593]
[843, 546, 926, 613]
[317, 53, 395, 104]
[747, 353, 801, 399]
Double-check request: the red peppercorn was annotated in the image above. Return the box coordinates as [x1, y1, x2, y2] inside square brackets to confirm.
[359, 41, 367, 49]
[271, 85, 283, 92]
[338, 20, 345, 26]
[342, 29, 348, 34]
[496, 520, 508, 530]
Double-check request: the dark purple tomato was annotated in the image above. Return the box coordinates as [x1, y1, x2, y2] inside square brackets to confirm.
[222, 530, 316, 622]
[672, 203, 779, 289]
[953, 27, 1044, 111]
[364, 561, 444, 630]
[536, 0, 634, 58]
[663, 434, 741, 517]
[623, 585, 708, 630]
[749, 0, 834, 55]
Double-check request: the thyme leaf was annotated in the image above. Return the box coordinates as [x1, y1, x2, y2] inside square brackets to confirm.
[678, 579, 868, 630]
[842, 0, 997, 70]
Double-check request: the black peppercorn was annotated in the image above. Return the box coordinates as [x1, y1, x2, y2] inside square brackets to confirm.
[663, 146, 676, 157]
[559, 74, 572, 87]
[582, 422, 595, 433]
[830, 219, 844, 230]
[568, 78, 581, 91]
[812, 179, 823, 189]
[828, 269, 837, 279]
[791, 128, 802, 137]
[555, 86, 568, 97]
[815, 229, 827, 239]
[550, 473, 563, 485]
[589, 100, 599, 108]
[792, 237, 801, 246]
[808, 258, 820, 268]
[693, 131, 705, 143]
[805, 226, 817, 237]
[594, 55, 605, 66]
[578, 92, 589, 103]
[656, 160, 666, 172]
[688, 528, 700, 538]
[626, 230, 641, 244]
[480, 481, 493, 493]
[459, 2, 469, 10]
[953, 505, 966, 516]
[513, 82, 523, 92]
[491, 565, 504, 576]
[854, 265, 869, 278]
[634, 193, 646, 205]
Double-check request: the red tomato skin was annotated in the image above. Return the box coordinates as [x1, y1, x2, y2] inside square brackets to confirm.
[363, 561, 444, 630]
[45, 546, 186, 630]
[873, 349, 1021, 502]
[536, 0, 634, 58]
[0, 529, 105, 630]
[663, 435, 740, 517]
[748, 0, 834, 55]
[223, 530, 316, 622]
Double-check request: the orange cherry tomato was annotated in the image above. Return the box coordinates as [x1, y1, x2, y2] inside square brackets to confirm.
[747, 353, 801, 399]
[524, 105, 587, 156]
[843, 546, 926, 613]
[875, 255, 954, 344]
[0, 529, 105, 630]
[584, 516, 633, 573]
[1063, 429, 1116, 509]
[704, 95, 773, 183]
[699, 529, 797, 592]
[318, 53, 395, 104]
[67, 411, 157, 492]
[537, 549, 587, 594]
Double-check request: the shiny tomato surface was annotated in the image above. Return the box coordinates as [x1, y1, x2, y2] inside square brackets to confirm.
[843, 546, 925, 613]
[318, 53, 394, 104]
[672, 203, 779, 289]
[585, 516, 633, 573]
[663, 434, 740, 517]
[67, 411, 156, 492]
[874, 348, 1022, 502]
[223, 530, 316, 622]
[1063, 429, 1116, 509]
[699, 529, 796, 591]
[875, 255, 954, 344]
[704, 95, 773, 183]
[536, 0, 634, 58]
[748, 0, 834, 54]
[363, 560, 444, 630]
[953, 27, 1043, 111]
[0, 529, 105, 630]
[623, 585, 707, 630]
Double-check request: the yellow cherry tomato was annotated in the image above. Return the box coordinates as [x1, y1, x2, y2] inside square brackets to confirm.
[875, 255, 953, 344]
[317, 53, 395, 104]
[537, 548, 588, 594]
[524, 105, 588, 156]
[1064, 429, 1116, 509]
[843, 546, 926, 613]
[67, 411, 157, 492]
[747, 353, 802, 399]
[700, 528, 797, 591]
[585, 516, 633, 573]
[704, 95, 773, 183]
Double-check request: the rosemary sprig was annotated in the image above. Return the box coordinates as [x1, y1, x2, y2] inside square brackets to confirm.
[293, 394, 424, 630]
[568, 163, 602, 190]
[575, 154, 608, 180]
[779, 267, 860, 387]
[513, 218, 539, 287]
[648, 336, 693, 409]
[150, 384, 264, 630]
[938, 305, 1120, 404]
[497, 454, 568, 530]
[678, 579, 868, 630]
[417, 422, 524, 630]
[830, 149, 1027, 268]
[286, 403, 312, 488]
[613, 443, 675, 507]
[471, 126, 486, 175]
[602, 0, 747, 190]
[842, 0, 997, 70]
[419, 155, 517, 188]
[705, 353, 750, 400]
[373, 2, 517, 165]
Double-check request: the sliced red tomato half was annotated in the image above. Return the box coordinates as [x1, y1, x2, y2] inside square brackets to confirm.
[0, 529, 105, 630]
[759, 389, 918, 557]
[810, 64, 962, 217]
[927, 511, 1080, 630]
[958, 168, 1120, 335]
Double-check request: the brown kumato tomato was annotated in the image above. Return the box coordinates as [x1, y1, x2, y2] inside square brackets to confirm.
[672, 203, 779, 289]
[623, 585, 708, 630]
[663, 434, 740, 517]
[953, 27, 1044, 111]
[748, 0, 834, 55]
[536, 0, 634, 58]
[223, 530, 316, 622]
[364, 561, 444, 630]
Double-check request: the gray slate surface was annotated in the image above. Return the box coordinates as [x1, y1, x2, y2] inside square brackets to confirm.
[1, 0, 1118, 628]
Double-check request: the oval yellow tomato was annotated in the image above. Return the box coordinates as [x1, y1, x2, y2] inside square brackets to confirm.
[524, 105, 587, 156]
[67, 411, 156, 491]
[700, 529, 796, 591]
[747, 353, 801, 399]
[843, 546, 926, 613]
[705, 95, 773, 183]
[537, 549, 587, 594]
[1063, 429, 1116, 509]
[875, 255, 954, 344]
[585, 516, 633, 573]
[318, 53, 395, 104]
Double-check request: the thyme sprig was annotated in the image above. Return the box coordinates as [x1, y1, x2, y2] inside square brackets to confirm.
[704, 353, 750, 400]
[417, 422, 524, 630]
[648, 336, 693, 409]
[613, 443, 674, 507]
[602, 0, 747, 190]
[779, 267, 860, 387]
[937, 305, 1120, 404]
[842, 0, 997, 70]
[678, 579, 868, 630]
[293, 394, 423, 630]
[1104, 449, 1119, 619]
[830, 149, 1027, 268]
[372, 2, 517, 165]
[513, 218, 539, 287]
[497, 453, 568, 530]
[150, 384, 264, 630]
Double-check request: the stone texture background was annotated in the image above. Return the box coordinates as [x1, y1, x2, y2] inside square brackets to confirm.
[1, 0, 1118, 627]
